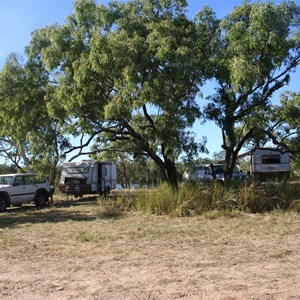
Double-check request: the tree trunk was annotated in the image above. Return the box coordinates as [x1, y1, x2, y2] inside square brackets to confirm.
[17, 142, 32, 172]
[164, 158, 178, 188]
[151, 155, 178, 187]
[49, 157, 59, 185]
[224, 148, 234, 182]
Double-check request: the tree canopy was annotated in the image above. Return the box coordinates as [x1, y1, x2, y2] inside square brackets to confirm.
[0, 52, 99, 183]
[204, 0, 300, 180]
[25, 0, 218, 186]
[0, 0, 299, 186]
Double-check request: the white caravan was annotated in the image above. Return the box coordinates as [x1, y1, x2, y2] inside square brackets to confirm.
[250, 148, 290, 181]
[58, 160, 117, 197]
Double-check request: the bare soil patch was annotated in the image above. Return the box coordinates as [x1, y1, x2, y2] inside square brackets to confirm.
[0, 195, 299, 299]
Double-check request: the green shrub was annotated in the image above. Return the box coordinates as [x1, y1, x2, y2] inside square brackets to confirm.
[239, 182, 269, 212]
[117, 181, 300, 216]
[238, 182, 294, 213]
[176, 183, 212, 216]
[134, 183, 178, 214]
[290, 200, 300, 212]
[209, 183, 238, 211]
[134, 182, 239, 216]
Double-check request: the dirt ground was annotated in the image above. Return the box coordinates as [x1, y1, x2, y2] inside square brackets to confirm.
[0, 196, 300, 300]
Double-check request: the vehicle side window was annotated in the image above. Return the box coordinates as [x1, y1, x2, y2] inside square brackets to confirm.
[24, 176, 46, 185]
[14, 176, 25, 186]
[24, 176, 36, 185]
[36, 178, 46, 184]
[0, 176, 13, 185]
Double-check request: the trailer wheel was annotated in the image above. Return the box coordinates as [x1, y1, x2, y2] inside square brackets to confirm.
[0, 198, 7, 212]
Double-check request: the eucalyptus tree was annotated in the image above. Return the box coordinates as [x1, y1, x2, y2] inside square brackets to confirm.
[271, 92, 300, 169]
[279, 91, 300, 147]
[26, 0, 216, 186]
[0, 53, 96, 183]
[204, 1, 300, 180]
[0, 53, 42, 171]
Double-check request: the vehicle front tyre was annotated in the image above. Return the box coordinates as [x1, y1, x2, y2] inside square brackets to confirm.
[35, 192, 48, 208]
[0, 198, 7, 212]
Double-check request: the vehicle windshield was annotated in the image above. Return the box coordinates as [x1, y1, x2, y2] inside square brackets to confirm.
[212, 165, 225, 174]
[0, 176, 14, 185]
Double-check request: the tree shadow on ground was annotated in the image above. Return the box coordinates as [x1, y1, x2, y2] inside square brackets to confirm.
[0, 195, 125, 229]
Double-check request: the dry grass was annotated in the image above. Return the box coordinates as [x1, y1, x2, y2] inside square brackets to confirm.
[0, 194, 300, 299]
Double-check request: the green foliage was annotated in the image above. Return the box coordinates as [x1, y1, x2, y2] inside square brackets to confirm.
[0, 54, 75, 181]
[0, 164, 17, 174]
[290, 200, 300, 212]
[0, 53, 48, 169]
[24, 0, 217, 186]
[134, 183, 179, 214]
[1, 0, 299, 189]
[279, 92, 300, 167]
[239, 182, 276, 213]
[204, 0, 300, 180]
[131, 180, 300, 215]
[0, 53, 95, 182]
[133, 182, 237, 216]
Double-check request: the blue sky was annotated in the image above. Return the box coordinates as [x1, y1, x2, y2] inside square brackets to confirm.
[0, 0, 299, 158]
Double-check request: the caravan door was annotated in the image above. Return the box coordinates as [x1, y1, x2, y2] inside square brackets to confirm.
[99, 163, 109, 194]
[90, 162, 98, 193]
[98, 162, 117, 194]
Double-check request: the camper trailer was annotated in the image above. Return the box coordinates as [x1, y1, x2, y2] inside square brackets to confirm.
[58, 160, 117, 197]
[250, 148, 290, 181]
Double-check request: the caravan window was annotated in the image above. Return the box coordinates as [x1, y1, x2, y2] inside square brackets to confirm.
[66, 167, 89, 174]
[65, 178, 87, 185]
[262, 155, 281, 164]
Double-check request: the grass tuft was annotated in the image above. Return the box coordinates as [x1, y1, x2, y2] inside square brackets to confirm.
[131, 181, 300, 216]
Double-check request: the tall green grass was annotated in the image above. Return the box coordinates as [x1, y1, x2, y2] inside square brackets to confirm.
[133, 182, 237, 216]
[131, 181, 300, 216]
[134, 183, 179, 215]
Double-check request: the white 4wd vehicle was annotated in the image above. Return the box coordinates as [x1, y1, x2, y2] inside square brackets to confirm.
[0, 173, 53, 212]
[183, 164, 247, 183]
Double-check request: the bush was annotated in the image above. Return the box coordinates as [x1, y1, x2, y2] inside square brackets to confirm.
[290, 200, 300, 212]
[133, 182, 239, 216]
[134, 183, 179, 215]
[238, 181, 300, 213]
[239, 182, 275, 213]
[117, 181, 300, 216]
